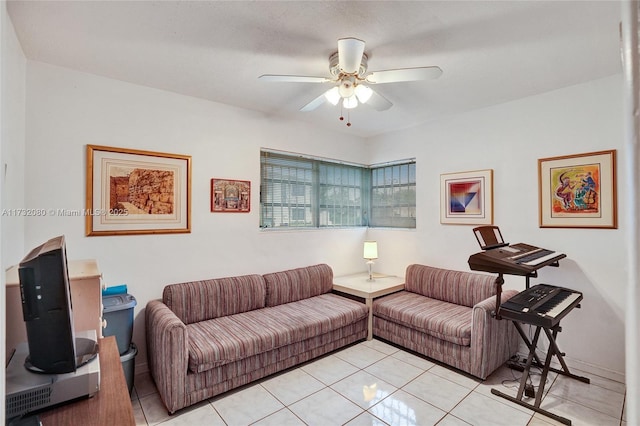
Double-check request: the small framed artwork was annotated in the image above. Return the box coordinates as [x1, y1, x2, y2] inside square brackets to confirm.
[538, 149, 617, 228]
[211, 179, 251, 212]
[440, 169, 493, 225]
[86, 145, 191, 236]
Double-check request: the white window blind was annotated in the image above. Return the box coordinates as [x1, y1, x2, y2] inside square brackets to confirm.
[260, 151, 367, 228]
[370, 162, 416, 228]
[260, 150, 415, 229]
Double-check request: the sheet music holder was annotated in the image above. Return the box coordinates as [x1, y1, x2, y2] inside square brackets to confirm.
[473, 225, 509, 250]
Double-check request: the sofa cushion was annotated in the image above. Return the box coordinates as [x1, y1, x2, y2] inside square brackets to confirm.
[373, 291, 473, 346]
[186, 293, 368, 373]
[405, 264, 495, 308]
[163, 274, 266, 324]
[263, 263, 333, 307]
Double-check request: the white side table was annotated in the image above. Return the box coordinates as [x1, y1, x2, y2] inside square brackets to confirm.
[333, 273, 405, 340]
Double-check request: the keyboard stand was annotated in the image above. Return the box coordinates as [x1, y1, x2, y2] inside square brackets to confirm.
[491, 321, 590, 425]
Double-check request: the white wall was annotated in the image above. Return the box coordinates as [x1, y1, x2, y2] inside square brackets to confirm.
[22, 61, 369, 370]
[1, 2, 26, 423]
[8, 47, 627, 382]
[367, 74, 626, 379]
[1, 3, 25, 272]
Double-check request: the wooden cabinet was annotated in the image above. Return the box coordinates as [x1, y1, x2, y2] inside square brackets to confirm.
[5, 259, 103, 360]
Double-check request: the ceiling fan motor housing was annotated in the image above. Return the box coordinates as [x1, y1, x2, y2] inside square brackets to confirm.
[329, 51, 368, 77]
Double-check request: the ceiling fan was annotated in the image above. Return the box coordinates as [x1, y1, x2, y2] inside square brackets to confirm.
[259, 37, 443, 126]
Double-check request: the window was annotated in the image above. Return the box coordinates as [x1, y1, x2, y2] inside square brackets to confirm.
[260, 150, 415, 229]
[370, 162, 416, 228]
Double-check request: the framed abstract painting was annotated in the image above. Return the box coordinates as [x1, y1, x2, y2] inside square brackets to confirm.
[538, 150, 617, 228]
[440, 169, 493, 225]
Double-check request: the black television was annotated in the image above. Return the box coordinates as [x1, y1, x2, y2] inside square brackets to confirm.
[18, 235, 97, 374]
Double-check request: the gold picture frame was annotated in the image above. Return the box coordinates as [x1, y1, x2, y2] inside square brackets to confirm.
[440, 169, 493, 225]
[86, 145, 191, 236]
[538, 149, 617, 229]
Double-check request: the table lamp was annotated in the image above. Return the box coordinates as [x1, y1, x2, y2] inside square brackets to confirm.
[363, 241, 378, 281]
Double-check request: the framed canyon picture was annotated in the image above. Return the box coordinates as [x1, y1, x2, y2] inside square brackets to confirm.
[86, 145, 191, 236]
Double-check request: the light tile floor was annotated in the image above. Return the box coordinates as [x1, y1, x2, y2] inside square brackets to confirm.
[131, 339, 626, 426]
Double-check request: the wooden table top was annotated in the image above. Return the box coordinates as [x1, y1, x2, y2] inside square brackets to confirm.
[39, 336, 135, 426]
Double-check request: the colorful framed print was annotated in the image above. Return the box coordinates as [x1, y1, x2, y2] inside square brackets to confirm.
[211, 179, 251, 212]
[86, 145, 191, 236]
[440, 169, 493, 225]
[538, 150, 617, 229]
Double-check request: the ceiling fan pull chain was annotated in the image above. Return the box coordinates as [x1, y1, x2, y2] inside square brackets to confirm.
[347, 110, 351, 127]
[339, 104, 345, 122]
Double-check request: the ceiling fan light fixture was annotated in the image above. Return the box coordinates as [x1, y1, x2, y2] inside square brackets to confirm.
[343, 95, 358, 109]
[324, 87, 341, 105]
[354, 85, 373, 103]
[338, 80, 355, 98]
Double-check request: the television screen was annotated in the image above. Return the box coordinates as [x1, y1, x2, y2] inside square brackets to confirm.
[18, 235, 77, 373]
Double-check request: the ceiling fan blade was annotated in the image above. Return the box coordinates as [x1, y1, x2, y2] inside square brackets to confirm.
[300, 90, 331, 112]
[259, 74, 331, 83]
[366, 66, 443, 84]
[337, 38, 365, 74]
[365, 88, 393, 111]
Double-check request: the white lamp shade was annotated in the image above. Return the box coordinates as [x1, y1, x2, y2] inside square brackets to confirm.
[363, 241, 378, 259]
[324, 87, 341, 105]
[355, 85, 373, 103]
[343, 95, 358, 109]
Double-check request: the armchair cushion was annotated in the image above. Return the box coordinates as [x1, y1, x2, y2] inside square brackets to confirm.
[373, 291, 473, 346]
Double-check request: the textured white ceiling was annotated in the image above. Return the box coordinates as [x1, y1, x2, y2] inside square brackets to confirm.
[7, 1, 622, 137]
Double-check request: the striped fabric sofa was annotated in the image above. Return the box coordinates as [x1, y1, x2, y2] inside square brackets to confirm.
[145, 264, 368, 413]
[373, 264, 519, 379]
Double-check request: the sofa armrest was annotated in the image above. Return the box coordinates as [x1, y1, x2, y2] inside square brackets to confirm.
[145, 299, 189, 413]
[470, 290, 520, 379]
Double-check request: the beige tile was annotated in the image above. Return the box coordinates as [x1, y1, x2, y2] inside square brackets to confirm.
[368, 389, 447, 426]
[539, 393, 621, 426]
[261, 368, 325, 406]
[161, 403, 224, 426]
[252, 408, 306, 425]
[364, 356, 425, 388]
[138, 392, 171, 425]
[451, 391, 532, 426]
[331, 370, 397, 409]
[134, 372, 159, 398]
[211, 383, 284, 425]
[363, 339, 400, 355]
[334, 343, 388, 369]
[428, 365, 480, 390]
[547, 374, 625, 419]
[403, 371, 471, 412]
[301, 353, 360, 385]
[289, 387, 363, 425]
[131, 398, 147, 426]
[391, 349, 436, 371]
[344, 411, 390, 426]
[435, 413, 473, 426]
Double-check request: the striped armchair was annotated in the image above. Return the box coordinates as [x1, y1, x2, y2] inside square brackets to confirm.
[373, 264, 519, 379]
[146, 264, 368, 413]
